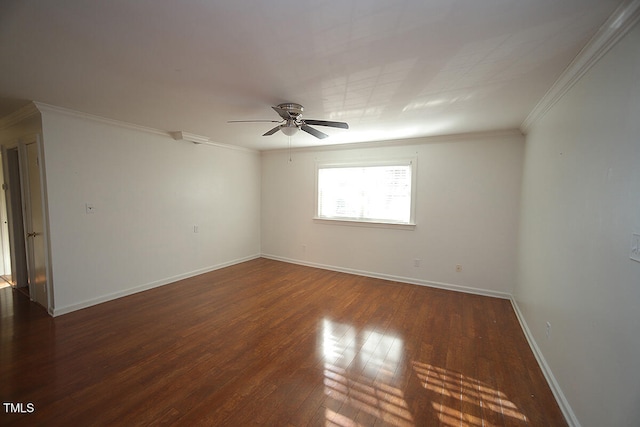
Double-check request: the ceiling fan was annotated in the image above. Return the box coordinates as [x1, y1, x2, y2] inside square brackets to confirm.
[228, 103, 348, 139]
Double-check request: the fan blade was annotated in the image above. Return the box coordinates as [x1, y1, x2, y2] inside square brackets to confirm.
[263, 125, 281, 136]
[301, 124, 328, 139]
[272, 106, 294, 120]
[227, 120, 281, 123]
[303, 119, 349, 129]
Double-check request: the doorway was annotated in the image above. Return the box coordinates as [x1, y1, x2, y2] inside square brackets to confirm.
[1, 136, 50, 310]
[0, 148, 14, 287]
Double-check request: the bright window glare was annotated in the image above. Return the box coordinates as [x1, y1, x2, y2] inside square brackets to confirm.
[317, 164, 412, 224]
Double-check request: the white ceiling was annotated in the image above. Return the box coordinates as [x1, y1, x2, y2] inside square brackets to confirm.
[0, 0, 622, 150]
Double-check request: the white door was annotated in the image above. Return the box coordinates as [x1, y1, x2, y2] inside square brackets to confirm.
[21, 138, 49, 309]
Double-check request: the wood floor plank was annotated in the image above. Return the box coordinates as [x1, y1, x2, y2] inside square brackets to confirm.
[0, 258, 566, 426]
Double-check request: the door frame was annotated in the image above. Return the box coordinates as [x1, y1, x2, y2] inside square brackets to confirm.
[1, 134, 53, 313]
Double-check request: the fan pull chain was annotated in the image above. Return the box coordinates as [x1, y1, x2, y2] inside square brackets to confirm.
[288, 135, 292, 162]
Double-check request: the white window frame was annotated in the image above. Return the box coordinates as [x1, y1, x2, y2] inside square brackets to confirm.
[314, 157, 417, 230]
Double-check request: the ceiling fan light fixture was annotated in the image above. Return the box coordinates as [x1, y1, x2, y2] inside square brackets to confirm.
[281, 122, 299, 136]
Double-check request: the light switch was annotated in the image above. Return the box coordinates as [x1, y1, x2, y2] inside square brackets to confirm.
[85, 203, 95, 214]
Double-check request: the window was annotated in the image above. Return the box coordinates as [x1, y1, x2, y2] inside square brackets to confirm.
[315, 158, 416, 228]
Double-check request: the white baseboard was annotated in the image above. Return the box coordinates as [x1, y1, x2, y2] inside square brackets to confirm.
[51, 254, 261, 316]
[261, 253, 511, 300]
[510, 298, 581, 427]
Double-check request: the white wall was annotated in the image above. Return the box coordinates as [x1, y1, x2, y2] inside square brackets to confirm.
[262, 132, 524, 296]
[40, 110, 261, 314]
[516, 22, 640, 427]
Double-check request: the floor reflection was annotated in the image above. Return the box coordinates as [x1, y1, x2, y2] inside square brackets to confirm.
[412, 361, 527, 426]
[319, 318, 528, 426]
[320, 318, 414, 426]
[0, 286, 15, 318]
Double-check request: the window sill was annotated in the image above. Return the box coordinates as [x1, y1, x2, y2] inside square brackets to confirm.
[313, 217, 416, 230]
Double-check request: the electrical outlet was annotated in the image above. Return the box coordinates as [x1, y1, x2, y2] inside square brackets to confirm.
[630, 233, 640, 262]
[193, 225, 199, 233]
[455, 264, 462, 272]
[414, 259, 420, 267]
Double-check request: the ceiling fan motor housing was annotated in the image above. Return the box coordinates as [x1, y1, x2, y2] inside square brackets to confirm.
[277, 103, 304, 118]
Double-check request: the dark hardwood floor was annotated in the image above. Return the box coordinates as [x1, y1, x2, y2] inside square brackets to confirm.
[0, 258, 566, 426]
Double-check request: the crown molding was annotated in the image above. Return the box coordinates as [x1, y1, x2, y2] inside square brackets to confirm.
[0, 102, 40, 130]
[521, 0, 640, 133]
[32, 102, 256, 153]
[168, 130, 255, 152]
[195, 140, 257, 153]
[34, 102, 170, 137]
